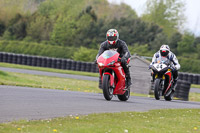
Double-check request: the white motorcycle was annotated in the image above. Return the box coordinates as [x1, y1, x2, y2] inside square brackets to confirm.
[150, 60, 175, 101]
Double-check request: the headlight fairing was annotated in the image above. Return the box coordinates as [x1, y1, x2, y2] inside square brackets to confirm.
[107, 61, 115, 66]
[98, 62, 104, 67]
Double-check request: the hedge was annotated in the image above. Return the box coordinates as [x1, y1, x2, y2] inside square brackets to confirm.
[0, 40, 77, 59]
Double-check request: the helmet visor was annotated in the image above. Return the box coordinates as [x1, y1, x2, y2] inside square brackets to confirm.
[107, 36, 117, 41]
[160, 50, 169, 57]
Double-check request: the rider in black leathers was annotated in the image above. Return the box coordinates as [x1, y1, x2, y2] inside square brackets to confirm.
[96, 29, 132, 88]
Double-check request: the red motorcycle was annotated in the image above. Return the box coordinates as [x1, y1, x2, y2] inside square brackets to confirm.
[97, 50, 130, 101]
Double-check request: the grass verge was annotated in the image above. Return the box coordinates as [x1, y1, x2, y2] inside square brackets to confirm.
[0, 62, 99, 77]
[191, 84, 200, 89]
[0, 70, 145, 96]
[189, 92, 200, 102]
[0, 109, 200, 133]
[0, 70, 101, 93]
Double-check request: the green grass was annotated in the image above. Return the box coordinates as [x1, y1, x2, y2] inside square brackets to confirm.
[189, 84, 200, 102]
[0, 70, 143, 96]
[0, 70, 101, 93]
[0, 109, 200, 133]
[0, 62, 99, 77]
[191, 84, 200, 89]
[189, 93, 200, 102]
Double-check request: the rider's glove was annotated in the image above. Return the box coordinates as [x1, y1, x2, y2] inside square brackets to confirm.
[171, 66, 176, 72]
[121, 56, 127, 64]
[174, 66, 178, 70]
[149, 65, 152, 69]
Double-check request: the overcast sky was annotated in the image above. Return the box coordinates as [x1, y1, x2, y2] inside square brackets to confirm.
[108, 0, 200, 36]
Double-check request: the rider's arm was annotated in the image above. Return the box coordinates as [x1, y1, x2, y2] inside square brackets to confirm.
[121, 41, 131, 59]
[150, 53, 158, 65]
[97, 42, 106, 59]
[171, 54, 180, 70]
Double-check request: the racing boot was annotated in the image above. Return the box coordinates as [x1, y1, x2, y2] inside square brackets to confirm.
[125, 71, 132, 89]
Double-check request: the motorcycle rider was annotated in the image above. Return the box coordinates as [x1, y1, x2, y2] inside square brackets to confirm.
[150, 44, 180, 89]
[96, 29, 132, 88]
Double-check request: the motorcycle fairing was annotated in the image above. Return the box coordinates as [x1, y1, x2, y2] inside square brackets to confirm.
[101, 66, 126, 95]
[113, 66, 126, 94]
[97, 50, 119, 66]
[164, 70, 173, 94]
[97, 50, 126, 95]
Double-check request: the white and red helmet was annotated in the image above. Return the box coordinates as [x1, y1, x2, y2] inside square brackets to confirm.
[106, 29, 119, 45]
[160, 44, 170, 57]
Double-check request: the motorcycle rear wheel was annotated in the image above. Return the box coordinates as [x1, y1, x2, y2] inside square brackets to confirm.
[102, 74, 113, 101]
[164, 90, 174, 101]
[154, 79, 162, 100]
[117, 87, 130, 101]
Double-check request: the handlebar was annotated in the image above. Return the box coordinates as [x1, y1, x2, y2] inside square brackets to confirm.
[117, 57, 130, 63]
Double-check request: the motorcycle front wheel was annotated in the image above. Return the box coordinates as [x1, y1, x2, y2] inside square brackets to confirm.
[102, 74, 113, 101]
[117, 87, 130, 101]
[154, 79, 162, 100]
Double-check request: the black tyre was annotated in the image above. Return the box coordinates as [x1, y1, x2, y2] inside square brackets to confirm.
[102, 75, 113, 101]
[175, 80, 191, 101]
[154, 79, 162, 100]
[117, 87, 130, 101]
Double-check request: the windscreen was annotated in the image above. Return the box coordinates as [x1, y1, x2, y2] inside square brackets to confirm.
[102, 50, 118, 59]
[157, 57, 170, 65]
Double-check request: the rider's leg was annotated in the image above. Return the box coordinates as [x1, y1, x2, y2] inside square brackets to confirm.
[173, 70, 178, 83]
[121, 62, 132, 87]
[172, 70, 178, 90]
[151, 72, 155, 82]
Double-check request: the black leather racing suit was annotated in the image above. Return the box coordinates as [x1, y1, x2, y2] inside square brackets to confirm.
[97, 39, 132, 87]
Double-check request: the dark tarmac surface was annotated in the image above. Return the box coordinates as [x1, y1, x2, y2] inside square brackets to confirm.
[0, 85, 199, 123]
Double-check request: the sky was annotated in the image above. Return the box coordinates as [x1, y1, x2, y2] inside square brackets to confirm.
[108, 0, 200, 36]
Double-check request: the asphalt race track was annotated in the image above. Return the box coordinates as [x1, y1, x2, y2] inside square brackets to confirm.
[0, 85, 199, 123]
[0, 67, 199, 123]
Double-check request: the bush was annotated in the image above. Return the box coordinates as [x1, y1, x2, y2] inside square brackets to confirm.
[178, 57, 200, 74]
[72, 46, 98, 62]
[0, 40, 99, 62]
[0, 40, 77, 59]
[128, 44, 155, 57]
[73, 47, 98, 62]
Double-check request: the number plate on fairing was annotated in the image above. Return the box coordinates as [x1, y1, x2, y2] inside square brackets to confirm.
[153, 63, 167, 72]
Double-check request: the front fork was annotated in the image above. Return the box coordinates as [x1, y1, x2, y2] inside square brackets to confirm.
[112, 71, 115, 88]
[103, 71, 115, 88]
[155, 74, 165, 93]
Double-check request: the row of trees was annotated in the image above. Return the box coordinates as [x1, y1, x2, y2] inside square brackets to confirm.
[0, 0, 200, 73]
